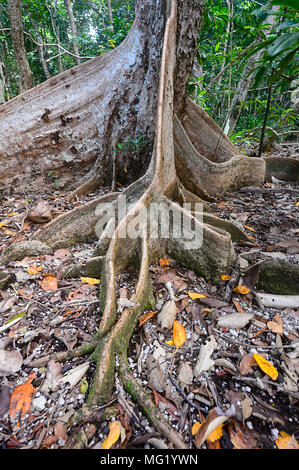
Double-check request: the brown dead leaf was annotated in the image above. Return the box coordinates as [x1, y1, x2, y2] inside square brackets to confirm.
[239, 354, 257, 375]
[27, 201, 53, 224]
[228, 420, 258, 449]
[42, 422, 68, 448]
[232, 298, 245, 313]
[267, 321, 283, 335]
[53, 249, 71, 259]
[194, 406, 234, 448]
[41, 274, 58, 291]
[138, 311, 158, 327]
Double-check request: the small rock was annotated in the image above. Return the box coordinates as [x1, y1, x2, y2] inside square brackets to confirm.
[32, 395, 47, 412]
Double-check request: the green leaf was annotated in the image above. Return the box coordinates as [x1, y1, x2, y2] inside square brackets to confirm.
[271, 0, 299, 11]
[269, 47, 299, 84]
[254, 66, 267, 88]
[268, 32, 299, 57]
[215, 42, 220, 52]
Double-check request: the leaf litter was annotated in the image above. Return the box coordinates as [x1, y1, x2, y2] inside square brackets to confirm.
[0, 179, 298, 449]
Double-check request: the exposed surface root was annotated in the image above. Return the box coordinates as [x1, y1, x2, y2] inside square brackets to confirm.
[119, 355, 188, 449]
[264, 156, 299, 183]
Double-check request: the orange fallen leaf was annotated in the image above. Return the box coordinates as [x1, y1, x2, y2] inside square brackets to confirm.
[253, 353, 278, 381]
[276, 431, 299, 449]
[243, 225, 256, 232]
[138, 311, 158, 327]
[102, 421, 121, 449]
[221, 274, 231, 281]
[41, 274, 58, 291]
[159, 257, 170, 267]
[173, 320, 186, 349]
[9, 372, 36, 425]
[233, 285, 251, 295]
[232, 299, 245, 313]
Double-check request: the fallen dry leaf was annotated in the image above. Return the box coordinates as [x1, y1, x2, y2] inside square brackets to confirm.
[138, 311, 158, 327]
[267, 321, 283, 335]
[80, 276, 101, 285]
[157, 300, 177, 329]
[27, 264, 43, 275]
[233, 285, 251, 295]
[194, 406, 234, 448]
[221, 274, 231, 281]
[188, 292, 206, 299]
[27, 200, 53, 224]
[275, 431, 299, 449]
[9, 372, 36, 425]
[159, 257, 170, 267]
[254, 353, 278, 381]
[239, 354, 257, 375]
[102, 421, 121, 449]
[173, 321, 187, 349]
[41, 274, 58, 291]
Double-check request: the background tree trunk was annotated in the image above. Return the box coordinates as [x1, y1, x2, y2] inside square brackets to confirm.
[6, 0, 33, 93]
[63, 0, 80, 65]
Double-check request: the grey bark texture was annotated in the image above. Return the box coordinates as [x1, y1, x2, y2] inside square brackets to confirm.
[7, 0, 33, 93]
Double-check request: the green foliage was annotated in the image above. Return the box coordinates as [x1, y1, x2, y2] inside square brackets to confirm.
[0, 0, 135, 98]
[194, 0, 298, 149]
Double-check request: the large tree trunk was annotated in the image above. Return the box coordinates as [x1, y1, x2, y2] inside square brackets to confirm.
[6, 0, 33, 93]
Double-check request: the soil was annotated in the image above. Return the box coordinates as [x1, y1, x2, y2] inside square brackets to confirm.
[0, 151, 298, 450]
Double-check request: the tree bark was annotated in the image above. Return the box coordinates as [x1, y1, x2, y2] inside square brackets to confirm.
[63, 0, 80, 65]
[6, 0, 33, 93]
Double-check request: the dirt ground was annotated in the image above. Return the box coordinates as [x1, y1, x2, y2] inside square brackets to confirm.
[0, 148, 298, 450]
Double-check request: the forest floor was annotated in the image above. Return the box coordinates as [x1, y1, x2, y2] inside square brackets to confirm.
[0, 146, 298, 450]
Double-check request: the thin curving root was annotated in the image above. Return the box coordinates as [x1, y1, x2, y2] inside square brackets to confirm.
[1, 0, 265, 448]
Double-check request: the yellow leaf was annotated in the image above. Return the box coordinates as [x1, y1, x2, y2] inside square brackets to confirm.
[207, 423, 224, 442]
[166, 340, 174, 346]
[221, 275, 231, 281]
[3, 229, 17, 236]
[276, 431, 299, 449]
[102, 421, 121, 449]
[253, 353, 278, 381]
[173, 321, 186, 349]
[188, 292, 206, 299]
[27, 264, 43, 275]
[192, 421, 202, 435]
[192, 419, 223, 442]
[296, 202, 299, 206]
[80, 277, 101, 285]
[233, 285, 251, 295]
[8, 212, 18, 217]
[243, 225, 256, 232]
[0, 222, 6, 229]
